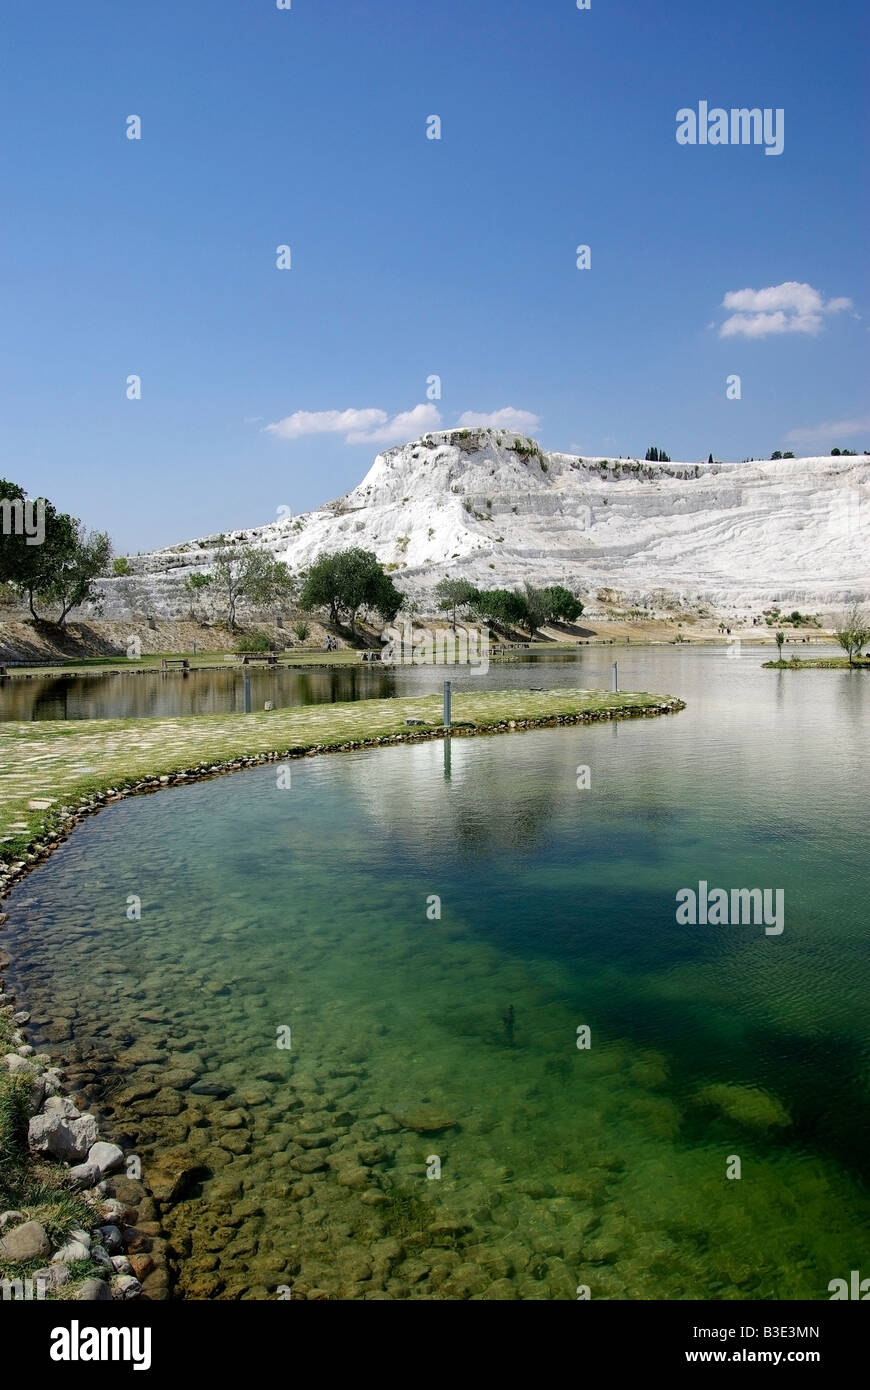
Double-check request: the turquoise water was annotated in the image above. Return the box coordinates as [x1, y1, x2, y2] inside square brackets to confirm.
[3, 648, 868, 1299]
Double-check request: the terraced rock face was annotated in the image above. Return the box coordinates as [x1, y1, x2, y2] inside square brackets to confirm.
[96, 430, 869, 618]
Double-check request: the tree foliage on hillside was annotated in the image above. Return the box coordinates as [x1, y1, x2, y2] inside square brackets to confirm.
[0, 478, 112, 624]
[469, 583, 583, 636]
[210, 541, 295, 630]
[299, 547, 404, 635]
[434, 577, 479, 629]
[834, 601, 869, 666]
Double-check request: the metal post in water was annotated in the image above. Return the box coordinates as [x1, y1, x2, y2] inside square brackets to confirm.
[443, 679, 452, 728]
[243, 669, 252, 713]
[612, 661, 618, 692]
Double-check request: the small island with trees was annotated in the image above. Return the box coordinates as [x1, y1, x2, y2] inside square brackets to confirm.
[763, 602, 869, 669]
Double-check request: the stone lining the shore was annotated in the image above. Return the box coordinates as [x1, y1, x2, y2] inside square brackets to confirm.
[0, 1027, 150, 1301]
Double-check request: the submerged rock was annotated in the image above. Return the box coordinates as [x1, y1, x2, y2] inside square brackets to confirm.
[392, 1106, 458, 1134]
[147, 1148, 208, 1204]
[693, 1083, 791, 1130]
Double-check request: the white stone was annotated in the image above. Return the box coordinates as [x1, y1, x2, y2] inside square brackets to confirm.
[51, 1238, 90, 1264]
[4, 1053, 38, 1078]
[87, 1141, 124, 1175]
[28, 1109, 99, 1163]
[42, 1095, 79, 1117]
[68, 1162, 101, 1188]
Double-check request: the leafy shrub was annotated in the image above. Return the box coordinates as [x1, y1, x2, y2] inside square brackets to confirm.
[235, 629, 275, 653]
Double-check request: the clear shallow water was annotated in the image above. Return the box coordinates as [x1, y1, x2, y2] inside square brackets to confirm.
[3, 648, 868, 1300]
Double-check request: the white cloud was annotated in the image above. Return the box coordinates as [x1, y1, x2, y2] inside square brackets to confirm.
[784, 414, 870, 445]
[346, 403, 442, 444]
[718, 282, 852, 339]
[265, 408, 389, 441]
[456, 407, 541, 432]
[264, 402, 542, 447]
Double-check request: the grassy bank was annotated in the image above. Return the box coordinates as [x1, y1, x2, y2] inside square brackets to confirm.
[763, 657, 869, 670]
[0, 688, 683, 860]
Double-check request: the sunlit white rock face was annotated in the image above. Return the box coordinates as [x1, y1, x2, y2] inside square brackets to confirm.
[97, 430, 870, 618]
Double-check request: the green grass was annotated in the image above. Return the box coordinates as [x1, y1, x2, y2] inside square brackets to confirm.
[763, 657, 870, 670]
[0, 688, 681, 857]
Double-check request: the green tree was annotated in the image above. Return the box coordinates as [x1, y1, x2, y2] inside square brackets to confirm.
[211, 542, 295, 630]
[299, 547, 403, 636]
[4, 498, 111, 625]
[238, 550, 295, 612]
[473, 588, 526, 632]
[541, 585, 583, 623]
[183, 571, 213, 620]
[775, 631, 785, 655]
[521, 583, 549, 638]
[48, 524, 112, 624]
[434, 577, 479, 630]
[0, 480, 59, 612]
[834, 602, 869, 667]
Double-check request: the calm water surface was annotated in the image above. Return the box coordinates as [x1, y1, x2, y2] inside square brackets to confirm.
[3, 648, 868, 1299]
[0, 641, 822, 720]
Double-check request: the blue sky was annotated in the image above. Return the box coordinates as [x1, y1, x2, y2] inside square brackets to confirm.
[1, 0, 867, 553]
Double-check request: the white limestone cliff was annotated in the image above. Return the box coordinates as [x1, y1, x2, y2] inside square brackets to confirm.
[99, 430, 869, 619]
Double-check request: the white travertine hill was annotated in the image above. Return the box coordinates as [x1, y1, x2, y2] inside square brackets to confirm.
[99, 430, 869, 618]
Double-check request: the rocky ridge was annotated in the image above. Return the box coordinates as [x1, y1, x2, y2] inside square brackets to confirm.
[96, 430, 869, 619]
